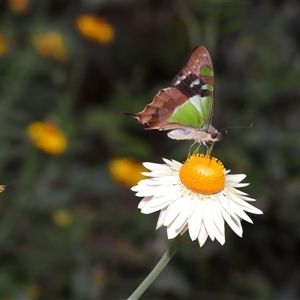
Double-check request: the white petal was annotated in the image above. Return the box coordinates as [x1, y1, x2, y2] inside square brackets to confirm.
[145, 190, 181, 209]
[198, 224, 209, 247]
[227, 201, 254, 223]
[131, 179, 153, 191]
[221, 192, 254, 223]
[163, 158, 182, 169]
[161, 158, 174, 165]
[176, 218, 189, 235]
[226, 174, 246, 183]
[140, 196, 172, 214]
[220, 206, 243, 237]
[174, 196, 192, 230]
[156, 208, 167, 229]
[207, 198, 225, 235]
[164, 196, 190, 226]
[170, 159, 183, 169]
[135, 185, 167, 197]
[227, 181, 249, 188]
[140, 171, 153, 177]
[136, 183, 181, 197]
[215, 227, 226, 245]
[143, 162, 171, 171]
[138, 196, 152, 209]
[226, 185, 249, 196]
[239, 196, 257, 202]
[151, 176, 179, 185]
[179, 223, 188, 235]
[143, 171, 177, 178]
[202, 202, 216, 241]
[188, 197, 204, 241]
[166, 220, 180, 239]
[226, 190, 263, 215]
[233, 182, 249, 188]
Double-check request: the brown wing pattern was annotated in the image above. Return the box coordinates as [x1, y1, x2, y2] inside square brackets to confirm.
[171, 46, 214, 97]
[125, 87, 188, 130]
[171, 46, 215, 124]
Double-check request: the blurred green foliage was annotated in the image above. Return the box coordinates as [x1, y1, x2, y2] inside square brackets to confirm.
[1, 0, 300, 299]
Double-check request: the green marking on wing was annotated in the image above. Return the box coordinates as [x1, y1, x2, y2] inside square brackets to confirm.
[202, 83, 213, 92]
[200, 66, 213, 76]
[189, 95, 212, 128]
[168, 95, 212, 128]
[168, 100, 204, 127]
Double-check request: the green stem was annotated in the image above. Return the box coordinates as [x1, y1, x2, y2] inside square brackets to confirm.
[127, 235, 184, 300]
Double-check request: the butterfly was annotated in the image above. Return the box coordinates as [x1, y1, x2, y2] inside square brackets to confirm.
[125, 46, 221, 145]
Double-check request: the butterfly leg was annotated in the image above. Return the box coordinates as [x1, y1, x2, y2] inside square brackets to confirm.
[193, 144, 201, 155]
[206, 142, 214, 156]
[188, 142, 196, 157]
[188, 141, 204, 157]
[201, 141, 210, 153]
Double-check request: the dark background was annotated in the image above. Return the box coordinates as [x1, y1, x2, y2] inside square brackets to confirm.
[1, 0, 300, 299]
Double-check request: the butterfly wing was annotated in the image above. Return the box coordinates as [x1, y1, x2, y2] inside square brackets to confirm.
[126, 46, 220, 143]
[170, 46, 215, 130]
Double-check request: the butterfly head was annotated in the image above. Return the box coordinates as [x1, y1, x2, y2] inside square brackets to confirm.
[202, 124, 221, 144]
[210, 130, 222, 142]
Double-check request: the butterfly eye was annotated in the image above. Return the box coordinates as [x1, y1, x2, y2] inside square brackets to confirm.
[211, 132, 218, 139]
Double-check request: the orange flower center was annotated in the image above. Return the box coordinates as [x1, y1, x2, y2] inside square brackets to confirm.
[179, 154, 225, 194]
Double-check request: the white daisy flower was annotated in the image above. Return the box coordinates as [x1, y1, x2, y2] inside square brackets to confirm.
[132, 154, 263, 247]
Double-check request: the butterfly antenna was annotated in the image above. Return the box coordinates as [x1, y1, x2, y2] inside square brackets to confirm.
[219, 123, 253, 134]
[5, 181, 17, 186]
[0, 181, 17, 193]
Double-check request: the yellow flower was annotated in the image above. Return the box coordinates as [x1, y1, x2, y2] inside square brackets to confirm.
[26, 281, 41, 300]
[76, 15, 114, 44]
[109, 158, 147, 188]
[0, 32, 7, 56]
[52, 209, 72, 228]
[27, 122, 67, 155]
[7, 0, 30, 13]
[32, 31, 67, 61]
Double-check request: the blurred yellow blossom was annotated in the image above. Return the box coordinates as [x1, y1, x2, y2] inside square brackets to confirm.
[0, 32, 7, 56]
[52, 209, 72, 228]
[32, 31, 67, 61]
[76, 15, 114, 44]
[26, 281, 41, 300]
[8, 0, 30, 13]
[27, 122, 67, 155]
[109, 158, 147, 188]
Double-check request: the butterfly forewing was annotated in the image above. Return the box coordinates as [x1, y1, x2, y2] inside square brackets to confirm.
[171, 46, 215, 123]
